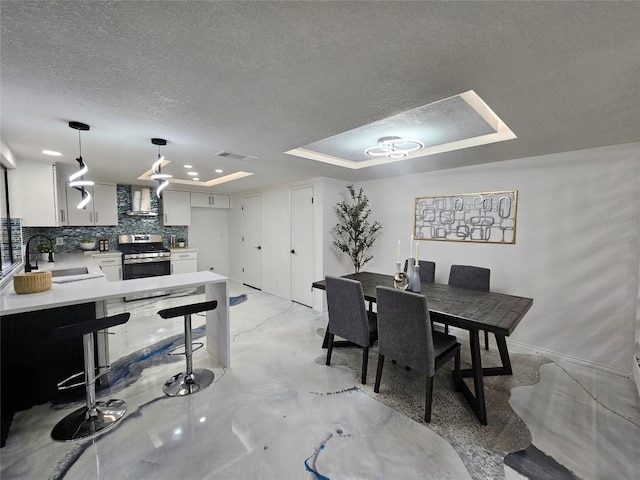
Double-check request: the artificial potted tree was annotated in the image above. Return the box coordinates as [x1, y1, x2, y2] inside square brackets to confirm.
[332, 185, 382, 273]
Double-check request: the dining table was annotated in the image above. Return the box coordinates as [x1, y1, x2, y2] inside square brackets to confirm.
[311, 272, 534, 425]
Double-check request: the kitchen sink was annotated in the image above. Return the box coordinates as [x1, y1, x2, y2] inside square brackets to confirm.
[50, 267, 89, 277]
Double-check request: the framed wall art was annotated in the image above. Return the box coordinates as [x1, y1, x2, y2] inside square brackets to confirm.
[414, 190, 518, 244]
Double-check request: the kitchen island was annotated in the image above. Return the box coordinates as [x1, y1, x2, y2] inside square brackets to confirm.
[0, 255, 229, 446]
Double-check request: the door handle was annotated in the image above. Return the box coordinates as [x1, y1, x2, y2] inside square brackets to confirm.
[255, 245, 261, 250]
[290, 249, 296, 254]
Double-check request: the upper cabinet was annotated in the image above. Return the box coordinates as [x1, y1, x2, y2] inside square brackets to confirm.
[9, 160, 67, 227]
[56, 176, 69, 226]
[191, 192, 230, 209]
[162, 190, 191, 225]
[66, 183, 118, 226]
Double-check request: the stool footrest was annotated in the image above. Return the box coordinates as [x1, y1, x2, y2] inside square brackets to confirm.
[57, 365, 112, 390]
[167, 342, 204, 356]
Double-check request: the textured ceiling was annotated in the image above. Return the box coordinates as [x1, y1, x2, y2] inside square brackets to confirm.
[1, 1, 638, 193]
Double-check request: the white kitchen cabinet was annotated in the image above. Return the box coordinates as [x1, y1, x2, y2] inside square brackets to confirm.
[191, 192, 230, 209]
[171, 250, 198, 274]
[93, 253, 122, 281]
[162, 190, 191, 226]
[55, 176, 69, 226]
[9, 161, 67, 227]
[66, 183, 118, 226]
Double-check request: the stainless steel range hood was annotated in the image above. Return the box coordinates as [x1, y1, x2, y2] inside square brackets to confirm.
[127, 187, 158, 216]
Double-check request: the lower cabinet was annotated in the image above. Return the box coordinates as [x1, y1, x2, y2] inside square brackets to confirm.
[171, 250, 198, 274]
[93, 254, 122, 281]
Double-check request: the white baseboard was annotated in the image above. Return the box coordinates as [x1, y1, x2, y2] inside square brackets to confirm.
[445, 325, 631, 378]
[505, 339, 631, 378]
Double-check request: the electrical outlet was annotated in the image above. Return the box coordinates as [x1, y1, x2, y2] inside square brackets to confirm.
[56, 237, 64, 246]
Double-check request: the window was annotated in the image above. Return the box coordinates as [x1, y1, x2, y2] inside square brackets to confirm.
[0, 165, 21, 280]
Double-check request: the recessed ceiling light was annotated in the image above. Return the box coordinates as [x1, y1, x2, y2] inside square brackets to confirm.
[184, 165, 193, 169]
[215, 169, 223, 173]
[187, 171, 198, 176]
[42, 150, 62, 156]
[193, 178, 200, 181]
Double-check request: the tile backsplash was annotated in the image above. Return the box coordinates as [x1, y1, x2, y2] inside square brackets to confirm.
[23, 185, 187, 253]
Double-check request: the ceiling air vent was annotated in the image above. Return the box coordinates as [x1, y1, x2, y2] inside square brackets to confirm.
[214, 151, 258, 161]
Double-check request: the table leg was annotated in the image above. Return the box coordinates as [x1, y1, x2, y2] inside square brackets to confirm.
[458, 327, 487, 425]
[495, 334, 512, 375]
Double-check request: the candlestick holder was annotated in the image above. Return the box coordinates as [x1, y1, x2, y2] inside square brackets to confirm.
[409, 263, 421, 292]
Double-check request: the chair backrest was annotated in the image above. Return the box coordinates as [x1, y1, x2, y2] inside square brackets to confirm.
[404, 259, 436, 284]
[448, 265, 490, 292]
[325, 276, 371, 347]
[375, 286, 435, 376]
[417, 261, 435, 283]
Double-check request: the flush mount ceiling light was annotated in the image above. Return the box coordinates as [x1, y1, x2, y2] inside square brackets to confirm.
[68, 121, 94, 209]
[286, 90, 517, 169]
[364, 136, 425, 159]
[150, 138, 172, 198]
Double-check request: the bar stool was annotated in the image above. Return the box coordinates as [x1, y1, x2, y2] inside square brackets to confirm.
[50, 312, 130, 442]
[158, 300, 218, 397]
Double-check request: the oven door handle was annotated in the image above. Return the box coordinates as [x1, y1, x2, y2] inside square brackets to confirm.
[124, 258, 171, 265]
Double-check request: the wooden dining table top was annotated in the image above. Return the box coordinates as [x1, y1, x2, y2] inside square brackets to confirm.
[312, 271, 534, 337]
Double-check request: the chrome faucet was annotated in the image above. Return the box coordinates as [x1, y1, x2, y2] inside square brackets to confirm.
[24, 235, 55, 273]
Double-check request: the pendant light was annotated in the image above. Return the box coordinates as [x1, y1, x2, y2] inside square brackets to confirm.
[150, 138, 172, 198]
[68, 121, 94, 209]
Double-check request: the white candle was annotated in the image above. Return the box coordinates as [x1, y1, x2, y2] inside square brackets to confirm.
[410, 234, 414, 258]
[416, 242, 419, 266]
[397, 240, 401, 263]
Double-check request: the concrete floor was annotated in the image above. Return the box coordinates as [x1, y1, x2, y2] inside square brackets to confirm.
[1, 281, 638, 479]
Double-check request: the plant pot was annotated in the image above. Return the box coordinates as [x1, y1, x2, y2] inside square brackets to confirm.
[177, 242, 185, 248]
[40, 253, 50, 262]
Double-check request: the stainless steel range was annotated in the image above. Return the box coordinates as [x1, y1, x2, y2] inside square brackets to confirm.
[118, 234, 171, 300]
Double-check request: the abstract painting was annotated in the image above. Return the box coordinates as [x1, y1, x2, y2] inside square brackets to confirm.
[414, 190, 518, 243]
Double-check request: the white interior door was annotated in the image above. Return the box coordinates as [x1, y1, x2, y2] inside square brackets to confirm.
[242, 194, 262, 289]
[290, 186, 314, 307]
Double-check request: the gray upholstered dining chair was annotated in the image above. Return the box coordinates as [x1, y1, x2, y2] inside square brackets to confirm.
[374, 286, 461, 423]
[325, 275, 378, 384]
[404, 259, 436, 284]
[447, 264, 491, 350]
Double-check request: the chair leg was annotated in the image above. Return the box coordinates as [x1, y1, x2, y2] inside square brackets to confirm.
[361, 346, 369, 384]
[424, 376, 434, 423]
[374, 354, 385, 393]
[484, 330, 489, 350]
[325, 332, 334, 366]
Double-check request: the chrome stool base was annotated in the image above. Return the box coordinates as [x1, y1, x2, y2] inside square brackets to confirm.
[51, 399, 127, 442]
[163, 369, 214, 397]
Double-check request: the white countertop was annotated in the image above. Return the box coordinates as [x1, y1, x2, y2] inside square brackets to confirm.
[0, 253, 226, 316]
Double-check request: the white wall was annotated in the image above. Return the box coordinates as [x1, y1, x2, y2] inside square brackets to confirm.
[358, 143, 639, 374]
